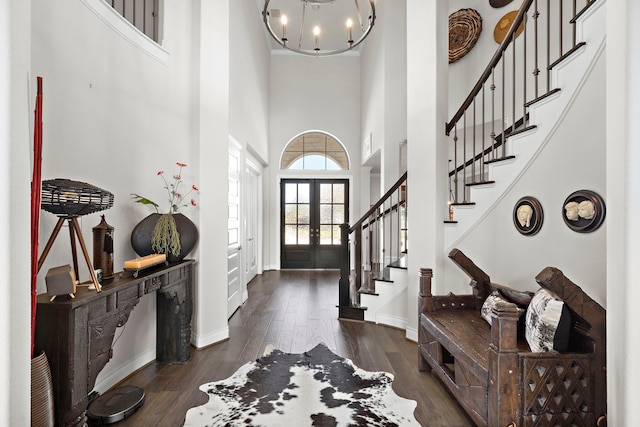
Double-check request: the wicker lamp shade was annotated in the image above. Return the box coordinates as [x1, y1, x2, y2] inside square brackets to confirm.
[449, 9, 483, 64]
[41, 179, 114, 218]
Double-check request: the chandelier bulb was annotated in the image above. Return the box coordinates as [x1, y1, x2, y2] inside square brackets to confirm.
[281, 15, 288, 42]
[262, 0, 376, 56]
[313, 26, 320, 52]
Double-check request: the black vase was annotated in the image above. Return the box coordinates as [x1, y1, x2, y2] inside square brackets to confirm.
[131, 213, 199, 262]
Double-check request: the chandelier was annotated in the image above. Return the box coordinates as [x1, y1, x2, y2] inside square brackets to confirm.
[262, 0, 376, 56]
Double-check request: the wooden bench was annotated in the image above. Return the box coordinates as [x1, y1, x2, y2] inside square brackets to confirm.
[418, 249, 606, 427]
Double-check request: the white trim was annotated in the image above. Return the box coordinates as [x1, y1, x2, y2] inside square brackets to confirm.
[81, 0, 169, 65]
[405, 326, 418, 343]
[93, 347, 156, 393]
[192, 326, 230, 349]
[375, 313, 407, 330]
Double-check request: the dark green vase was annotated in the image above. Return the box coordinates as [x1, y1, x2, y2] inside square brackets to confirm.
[130, 213, 199, 262]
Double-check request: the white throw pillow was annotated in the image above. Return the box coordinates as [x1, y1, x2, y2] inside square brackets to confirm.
[525, 288, 572, 352]
[481, 290, 524, 325]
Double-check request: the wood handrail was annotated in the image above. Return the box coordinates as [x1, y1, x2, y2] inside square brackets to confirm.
[445, 0, 534, 136]
[361, 200, 406, 230]
[349, 172, 407, 234]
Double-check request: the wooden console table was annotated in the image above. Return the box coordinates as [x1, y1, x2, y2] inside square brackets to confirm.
[35, 260, 195, 427]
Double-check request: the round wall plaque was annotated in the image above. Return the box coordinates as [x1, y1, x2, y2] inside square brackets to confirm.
[449, 9, 483, 64]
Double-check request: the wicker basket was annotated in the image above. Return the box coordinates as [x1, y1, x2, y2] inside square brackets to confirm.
[449, 9, 483, 64]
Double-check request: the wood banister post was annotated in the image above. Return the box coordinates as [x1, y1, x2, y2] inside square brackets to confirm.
[488, 301, 520, 426]
[418, 268, 434, 371]
[418, 268, 433, 313]
[338, 223, 350, 307]
[354, 226, 362, 294]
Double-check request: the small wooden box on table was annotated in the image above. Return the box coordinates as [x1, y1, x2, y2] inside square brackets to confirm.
[35, 259, 195, 427]
[418, 249, 606, 427]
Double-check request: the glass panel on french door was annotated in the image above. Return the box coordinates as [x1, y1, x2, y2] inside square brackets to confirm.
[283, 182, 311, 245]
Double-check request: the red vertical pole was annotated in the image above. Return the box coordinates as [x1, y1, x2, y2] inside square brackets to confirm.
[31, 77, 43, 358]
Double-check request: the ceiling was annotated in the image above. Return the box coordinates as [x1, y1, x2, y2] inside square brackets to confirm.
[261, 0, 375, 54]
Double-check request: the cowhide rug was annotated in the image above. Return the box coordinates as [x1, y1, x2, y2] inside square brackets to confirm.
[183, 343, 420, 426]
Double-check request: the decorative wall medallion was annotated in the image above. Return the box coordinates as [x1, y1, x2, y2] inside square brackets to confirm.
[513, 196, 544, 236]
[562, 190, 606, 233]
[494, 10, 526, 44]
[449, 9, 483, 63]
[489, 0, 515, 8]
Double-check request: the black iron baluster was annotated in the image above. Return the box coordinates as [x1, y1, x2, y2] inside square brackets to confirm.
[453, 126, 459, 203]
[491, 71, 496, 161]
[547, 0, 551, 93]
[472, 98, 477, 183]
[501, 52, 506, 158]
[534, 0, 540, 98]
[481, 82, 486, 181]
[462, 111, 468, 201]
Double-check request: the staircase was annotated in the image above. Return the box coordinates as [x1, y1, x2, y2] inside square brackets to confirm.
[359, 258, 409, 328]
[339, 0, 605, 325]
[445, 0, 604, 248]
[338, 173, 407, 323]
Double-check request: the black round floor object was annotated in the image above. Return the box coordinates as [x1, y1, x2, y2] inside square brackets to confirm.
[87, 385, 145, 425]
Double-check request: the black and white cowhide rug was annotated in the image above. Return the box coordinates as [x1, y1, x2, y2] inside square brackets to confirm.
[183, 343, 420, 426]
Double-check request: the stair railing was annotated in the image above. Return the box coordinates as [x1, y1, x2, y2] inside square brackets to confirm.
[446, 0, 598, 209]
[339, 172, 407, 314]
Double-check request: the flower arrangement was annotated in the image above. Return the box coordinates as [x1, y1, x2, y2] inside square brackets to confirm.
[131, 162, 198, 214]
[131, 162, 199, 257]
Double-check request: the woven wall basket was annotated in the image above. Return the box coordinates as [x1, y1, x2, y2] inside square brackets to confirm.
[449, 8, 483, 64]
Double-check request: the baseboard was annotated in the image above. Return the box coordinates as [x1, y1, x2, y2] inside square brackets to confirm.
[405, 326, 418, 343]
[93, 348, 156, 394]
[375, 313, 407, 330]
[192, 326, 229, 349]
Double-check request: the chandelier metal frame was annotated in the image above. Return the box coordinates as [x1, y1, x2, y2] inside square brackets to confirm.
[262, 0, 376, 56]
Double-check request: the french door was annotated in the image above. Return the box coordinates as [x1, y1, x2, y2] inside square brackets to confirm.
[281, 179, 349, 269]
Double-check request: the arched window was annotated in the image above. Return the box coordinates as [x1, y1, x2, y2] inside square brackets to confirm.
[281, 132, 349, 170]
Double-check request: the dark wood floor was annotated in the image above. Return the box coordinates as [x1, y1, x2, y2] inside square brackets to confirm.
[107, 270, 473, 426]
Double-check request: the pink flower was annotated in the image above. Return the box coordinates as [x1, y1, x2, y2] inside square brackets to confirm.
[132, 162, 199, 214]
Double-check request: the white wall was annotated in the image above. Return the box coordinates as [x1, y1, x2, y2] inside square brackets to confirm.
[360, 0, 407, 192]
[28, 0, 230, 390]
[230, 0, 270, 163]
[266, 54, 361, 269]
[2, 0, 32, 423]
[607, 0, 638, 424]
[405, 0, 449, 341]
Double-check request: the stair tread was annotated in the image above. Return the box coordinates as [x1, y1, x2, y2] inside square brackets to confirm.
[485, 155, 516, 165]
[466, 180, 495, 187]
